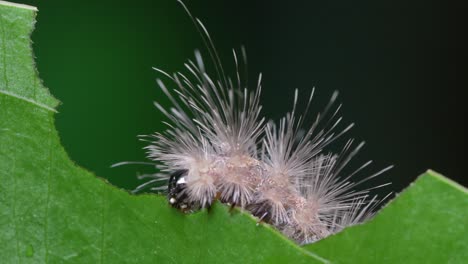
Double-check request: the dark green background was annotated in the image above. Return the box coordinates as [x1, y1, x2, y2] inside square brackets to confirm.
[13, 0, 466, 193]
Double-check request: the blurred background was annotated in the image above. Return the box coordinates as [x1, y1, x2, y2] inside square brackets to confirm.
[16, 0, 466, 194]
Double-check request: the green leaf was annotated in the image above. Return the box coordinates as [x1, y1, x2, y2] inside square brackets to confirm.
[304, 170, 468, 263]
[0, 2, 323, 263]
[2, 2, 467, 264]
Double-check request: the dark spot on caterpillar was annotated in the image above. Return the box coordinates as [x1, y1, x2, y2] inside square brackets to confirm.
[247, 202, 272, 223]
[167, 170, 190, 210]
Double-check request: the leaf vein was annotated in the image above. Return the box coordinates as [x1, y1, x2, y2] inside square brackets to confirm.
[43, 114, 54, 263]
[11, 140, 20, 263]
[100, 186, 106, 264]
[0, 90, 57, 113]
[0, 15, 9, 90]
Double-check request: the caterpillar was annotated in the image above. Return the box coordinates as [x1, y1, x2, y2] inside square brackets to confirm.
[129, 0, 392, 245]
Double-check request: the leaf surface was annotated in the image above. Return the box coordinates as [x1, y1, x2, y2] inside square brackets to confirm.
[0, 2, 323, 263]
[304, 170, 468, 263]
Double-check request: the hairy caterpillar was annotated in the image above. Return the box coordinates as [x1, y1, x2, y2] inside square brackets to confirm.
[119, 0, 392, 245]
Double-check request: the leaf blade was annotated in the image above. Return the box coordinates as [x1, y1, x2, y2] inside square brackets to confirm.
[304, 170, 468, 263]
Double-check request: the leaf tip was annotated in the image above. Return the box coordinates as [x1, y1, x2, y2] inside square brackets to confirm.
[0, 0, 37, 11]
[424, 169, 467, 193]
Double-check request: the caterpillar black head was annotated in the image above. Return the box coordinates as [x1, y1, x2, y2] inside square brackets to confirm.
[167, 170, 191, 210]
